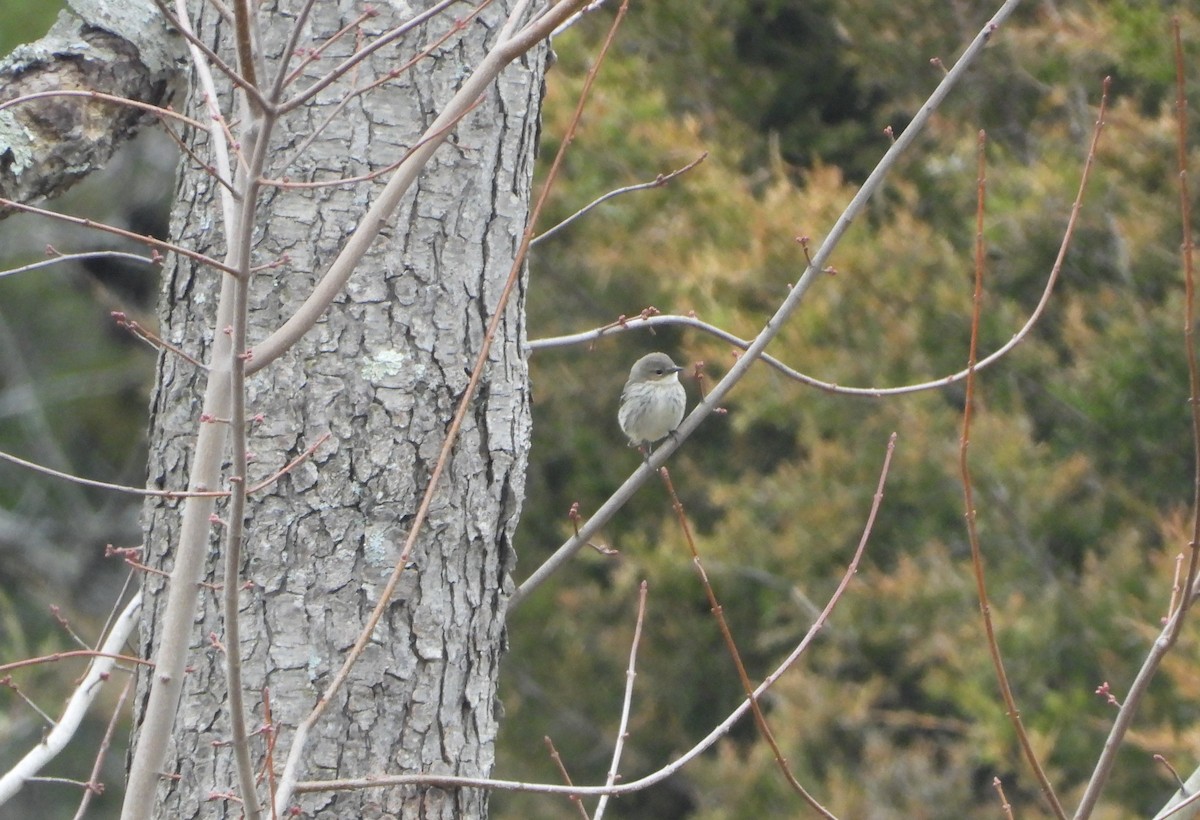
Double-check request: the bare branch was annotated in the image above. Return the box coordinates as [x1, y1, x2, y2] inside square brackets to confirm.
[959, 130, 1064, 819]
[659, 466, 832, 816]
[72, 676, 134, 820]
[249, 0, 590, 375]
[593, 579, 648, 820]
[0, 197, 236, 276]
[1082, 24, 1198, 817]
[277, 0, 472, 114]
[0, 249, 161, 280]
[532, 153, 708, 246]
[295, 432, 896, 803]
[512, 0, 1025, 608]
[0, 593, 143, 806]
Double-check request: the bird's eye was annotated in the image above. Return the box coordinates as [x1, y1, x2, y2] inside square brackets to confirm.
[655, 369, 663, 375]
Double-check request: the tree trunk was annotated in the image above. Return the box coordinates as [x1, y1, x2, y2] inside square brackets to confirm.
[137, 2, 539, 816]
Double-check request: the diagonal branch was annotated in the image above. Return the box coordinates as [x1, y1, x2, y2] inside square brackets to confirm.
[0, 593, 143, 806]
[511, 0, 1027, 610]
[959, 129, 1064, 819]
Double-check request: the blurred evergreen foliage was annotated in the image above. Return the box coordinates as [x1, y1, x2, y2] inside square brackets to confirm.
[501, 2, 1200, 818]
[2, 0, 1200, 816]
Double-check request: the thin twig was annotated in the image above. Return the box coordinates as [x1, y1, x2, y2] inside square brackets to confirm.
[2, 679, 55, 727]
[0, 594, 144, 805]
[0, 88, 207, 129]
[173, 0, 241, 235]
[0, 88, 236, 193]
[1172, 11, 1200, 658]
[593, 580, 648, 820]
[294, 433, 896, 801]
[249, 0, 590, 376]
[277, 7, 372, 92]
[0, 250, 160, 280]
[0, 446, 214, 498]
[0, 647, 151, 677]
[993, 777, 1015, 820]
[532, 153, 708, 245]
[278, 2, 493, 169]
[262, 96, 487, 190]
[658, 467, 833, 817]
[71, 676, 133, 820]
[0, 198, 236, 276]
[278, 0, 477, 114]
[0, 432, 326, 499]
[544, 737, 590, 819]
[1076, 27, 1198, 818]
[959, 130, 1064, 818]
[246, 432, 331, 493]
[528, 55, 1111, 401]
[529, 82, 1108, 400]
[261, 687, 280, 820]
[266, 0, 318, 101]
[1158, 779, 1200, 819]
[149, 0, 271, 112]
[112, 311, 207, 369]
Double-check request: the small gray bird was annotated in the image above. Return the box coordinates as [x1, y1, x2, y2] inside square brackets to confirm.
[619, 352, 687, 451]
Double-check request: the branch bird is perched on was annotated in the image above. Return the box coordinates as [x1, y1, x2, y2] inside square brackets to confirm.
[619, 352, 687, 454]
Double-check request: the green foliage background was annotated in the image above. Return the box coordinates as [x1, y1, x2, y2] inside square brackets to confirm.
[2, 0, 1200, 817]
[499, 2, 1200, 818]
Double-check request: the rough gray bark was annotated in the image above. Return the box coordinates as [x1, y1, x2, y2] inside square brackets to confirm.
[137, 2, 539, 817]
[0, 0, 182, 208]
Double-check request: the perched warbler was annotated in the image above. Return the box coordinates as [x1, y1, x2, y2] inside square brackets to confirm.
[618, 352, 686, 451]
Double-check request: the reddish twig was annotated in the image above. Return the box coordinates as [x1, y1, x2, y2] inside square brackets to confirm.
[0, 197, 237, 276]
[112, 311, 206, 369]
[279, 2, 494, 167]
[292, 433, 897, 801]
[261, 687, 280, 820]
[246, 432, 332, 493]
[1173, 13, 1200, 640]
[279, 0, 486, 114]
[71, 676, 133, 820]
[262, 96, 487, 190]
[993, 777, 1014, 820]
[49, 605, 89, 651]
[543, 737, 590, 820]
[0, 650, 152, 676]
[0, 430, 327, 500]
[1, 676, 54, 725]
[658, 466, 834, 817]
[960, 130, 1064, 818]
[279, 8, 378, 90]
[0, 446, 217, 498]
[0, 88, 208, 130]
